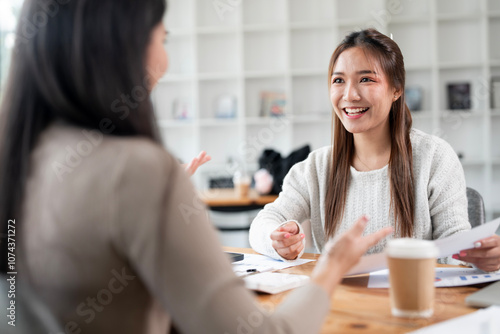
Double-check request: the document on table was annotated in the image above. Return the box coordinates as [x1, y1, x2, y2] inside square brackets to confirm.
[367, 267, 500, 288]
[408, 306, 500, 334]
[232, 253, 315, 277]
[345, 217, 500, 276]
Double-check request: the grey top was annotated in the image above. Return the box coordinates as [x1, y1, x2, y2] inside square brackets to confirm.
[250, 129, 471, 262]
[18, 123, 330, 334]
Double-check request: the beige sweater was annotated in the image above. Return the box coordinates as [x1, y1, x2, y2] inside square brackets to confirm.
[250, 129, 471, 261]
[19, 123, 330, 334]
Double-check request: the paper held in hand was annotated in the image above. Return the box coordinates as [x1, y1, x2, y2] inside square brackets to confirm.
[345, 217, 500, 276]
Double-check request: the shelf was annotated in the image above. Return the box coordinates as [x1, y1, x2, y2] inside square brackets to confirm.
[158, 119, 195, 128]
[197, 27, 239, 35]
[488, 11, 500, 18]
[244, 71, 286, 79]
[389, 16, 431, 25]
[405, 64, 433, 72]
[243, 24, 285, 32]
[159, 74, 194, 83]
[199, 118, 239, 127]
[245, 117, 290, 126]
[198, 73, 240, 81]
[291, 114, 331, 123]
[168, 29, 194, 37]
[492, 158, 500, 165]
[438, 61, 483, 70]
[290, 69, 325, 77]
[440, 110, 485, 118]
[491, 110, 500, 117]
[460, 159, 485, 167]
[411, 111, 433, 120]
[289, 22, 334, 30]
[491, 59, 500, 67]
[437, 13, 482, 22]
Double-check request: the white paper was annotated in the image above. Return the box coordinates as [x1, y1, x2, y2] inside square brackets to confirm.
[434, 217, 500, 257]
[346, 218, 500, 276]
[367, 267, 500, 288]
[408, 306, 500, 334]
[232, 253, 314, 277]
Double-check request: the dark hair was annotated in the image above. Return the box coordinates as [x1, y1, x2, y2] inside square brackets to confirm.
[324, 29, 415, 239]
[0, 0, 167, 272]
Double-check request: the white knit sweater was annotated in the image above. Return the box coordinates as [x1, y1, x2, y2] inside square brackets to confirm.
[249, 129, 471, 261]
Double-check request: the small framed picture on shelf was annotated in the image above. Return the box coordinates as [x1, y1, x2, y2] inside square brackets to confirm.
[260, 91, 286, 117]
[405, 86, 423, 111]
[491, 77, 500, 110]
[172, 97, 192, 120]
[447, 82, 471, 110]
[214, 94, 237, 119]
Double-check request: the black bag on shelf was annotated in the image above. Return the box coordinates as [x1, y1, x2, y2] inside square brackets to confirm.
[258, 145, 311, 195]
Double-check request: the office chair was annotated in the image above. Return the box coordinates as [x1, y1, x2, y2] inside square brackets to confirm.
[466, 187, 486, 228]
[0, 274, 62, 333]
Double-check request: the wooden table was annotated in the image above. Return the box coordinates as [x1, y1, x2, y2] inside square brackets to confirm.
[199, 188, 278, 209]
[225, 247, 484, 334]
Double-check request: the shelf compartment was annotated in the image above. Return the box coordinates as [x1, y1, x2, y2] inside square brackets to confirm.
[164, 0, 193, 30]
[388, 22, 432, 70]
[436, 0, 482, 17]
[198, 79, 239, 120]
[165, 35, 195, 75]
[244, 123, 292, 164]
[200, 127, 241, 165]
[440, 115, 485, 162]
[292, 122, 331, 151]
[196, 0, 239, 28]
[291, 75, 331, 116]
[390, 0, 431, 19]
[243, 30, 286, 72]
[439, 68, 487, 111]
[489, 0, 500, 12]
[336, 0, 386, 22]
[153, 82, 195, 121]
[437, 20, 483, 65]
[242, 0, 286, 25]
[289, 0, 336, 24]
[244, 77, 286, 118]
[161, 126, 197, 165]
[290, 28, 336, 71]
[406, 70, 433, 112]
[198, 33, 239, 74]
[489, 18, 500, 61]
[158, 119, 195, 129]
[492, 118, 500, 158]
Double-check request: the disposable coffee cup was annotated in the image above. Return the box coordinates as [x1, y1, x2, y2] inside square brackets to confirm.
[386, 239, 438, 318]
[233, 171, 251, 198]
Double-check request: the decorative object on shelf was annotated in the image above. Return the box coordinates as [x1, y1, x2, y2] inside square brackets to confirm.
[491, 77, 500, 109]
[447, 82, 471, 110]
[172, 97, 192, 119]
[405, 85, 423, 111]
[214, 94, 237, 118]
[260, 91, 286, 117]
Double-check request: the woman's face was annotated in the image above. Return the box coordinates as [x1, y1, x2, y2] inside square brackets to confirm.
[145, 22, 169, 89]
[330, 47, 399, 136]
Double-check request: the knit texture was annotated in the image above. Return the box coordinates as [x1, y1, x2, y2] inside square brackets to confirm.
[249, 129, 471, 261]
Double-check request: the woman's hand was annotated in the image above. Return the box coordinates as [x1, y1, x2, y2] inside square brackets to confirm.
[312, 216, 392, 295]
[270, 221, 305, 260]
[182, 151, 211, 176]
[452, 235, 500, 272]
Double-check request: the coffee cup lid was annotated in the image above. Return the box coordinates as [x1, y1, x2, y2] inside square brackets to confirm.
[386, 238, 439, 259]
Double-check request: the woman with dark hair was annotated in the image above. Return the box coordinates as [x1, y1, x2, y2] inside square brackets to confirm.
[0, 1, 392, 333]
[250, 29, 500, 272]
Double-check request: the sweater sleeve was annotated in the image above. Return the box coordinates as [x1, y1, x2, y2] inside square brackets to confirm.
[427, 138, 471, 241]
[110, 142, 330, 334]
[249, 157, 314, 260]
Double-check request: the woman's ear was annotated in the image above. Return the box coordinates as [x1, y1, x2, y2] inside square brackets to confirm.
[393, 89, 402, 102]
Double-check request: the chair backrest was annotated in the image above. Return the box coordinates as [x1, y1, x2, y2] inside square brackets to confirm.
[466, 187, 486, 228]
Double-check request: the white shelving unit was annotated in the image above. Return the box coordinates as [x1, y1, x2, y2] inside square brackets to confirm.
[155, 0, 500, 220]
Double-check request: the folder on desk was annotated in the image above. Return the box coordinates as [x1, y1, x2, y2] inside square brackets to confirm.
[243, 272, 310, 294]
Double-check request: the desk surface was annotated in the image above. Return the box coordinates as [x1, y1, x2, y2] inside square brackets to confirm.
[225, 247, 483, 334]
[199, 188, 278, 207]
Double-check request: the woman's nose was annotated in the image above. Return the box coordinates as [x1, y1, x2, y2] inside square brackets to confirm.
[343, 83, 361, 102]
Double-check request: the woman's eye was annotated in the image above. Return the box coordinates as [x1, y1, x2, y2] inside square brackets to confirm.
[332, 78, 343, 84]
[360, 77, 373, 83]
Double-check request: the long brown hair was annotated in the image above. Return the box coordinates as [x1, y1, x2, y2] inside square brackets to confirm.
[324, 29, 414, 238]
